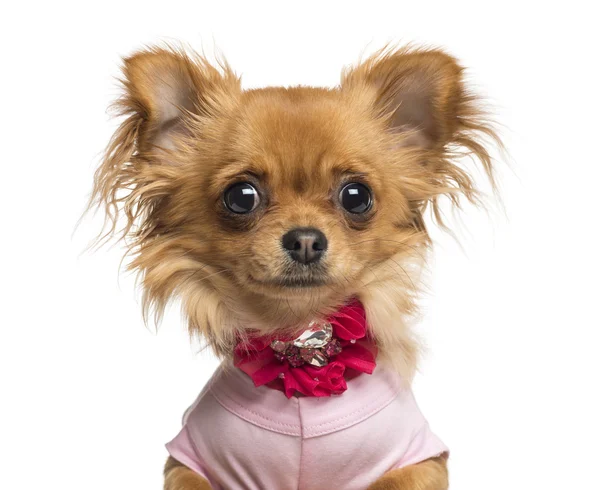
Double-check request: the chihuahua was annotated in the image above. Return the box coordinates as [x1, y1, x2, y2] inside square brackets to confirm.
[91, 44, 499, 490]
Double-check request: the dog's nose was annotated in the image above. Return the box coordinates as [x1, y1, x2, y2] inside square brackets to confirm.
[282, 228, 328, 264]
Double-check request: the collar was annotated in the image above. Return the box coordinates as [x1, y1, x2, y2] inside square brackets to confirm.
[208, 361, 401, 437]
[233, 299, 378, 398]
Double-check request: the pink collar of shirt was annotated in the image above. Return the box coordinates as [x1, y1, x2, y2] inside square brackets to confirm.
[201, 362, 403, 437]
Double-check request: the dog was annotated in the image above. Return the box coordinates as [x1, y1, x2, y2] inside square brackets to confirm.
[91, 43, 500, 489]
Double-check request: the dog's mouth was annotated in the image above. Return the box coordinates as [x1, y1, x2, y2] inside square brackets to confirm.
[272, 277, 328, 288]
[243, 261, 333, 295]
[247, 272, 330, 290]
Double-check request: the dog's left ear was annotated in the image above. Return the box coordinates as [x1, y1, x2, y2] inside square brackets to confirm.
[342, 47, 467, 149]
[342, 46, 501, 224]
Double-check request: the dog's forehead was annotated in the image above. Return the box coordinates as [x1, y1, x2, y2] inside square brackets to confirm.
[220, 87, 381, 182]
[238, 87, 354, 143]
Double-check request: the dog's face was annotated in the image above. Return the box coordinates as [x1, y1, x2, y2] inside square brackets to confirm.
[93, 46, 496, 372]
[197, 87, 416, 298]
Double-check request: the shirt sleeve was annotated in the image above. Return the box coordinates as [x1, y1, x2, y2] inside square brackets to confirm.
[397, 421, 449, 468]
[165, 425, 210, 481]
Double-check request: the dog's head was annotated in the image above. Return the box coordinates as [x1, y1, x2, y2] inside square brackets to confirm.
[92, 45, 498, 378]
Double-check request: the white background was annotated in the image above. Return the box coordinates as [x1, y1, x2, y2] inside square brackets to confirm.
[2, 1, 599, 489]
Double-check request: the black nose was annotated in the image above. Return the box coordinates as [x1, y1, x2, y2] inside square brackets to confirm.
[282, 228, 328, 264]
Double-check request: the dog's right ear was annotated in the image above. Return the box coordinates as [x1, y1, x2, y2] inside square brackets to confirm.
[120, 47, 240, 152]
[89, 47, 239, 243]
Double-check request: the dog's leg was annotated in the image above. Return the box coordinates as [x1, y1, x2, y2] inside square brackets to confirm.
[163, 455, 447, 490]
[164, 456, 212, 490]
[367, 455, 448, 490]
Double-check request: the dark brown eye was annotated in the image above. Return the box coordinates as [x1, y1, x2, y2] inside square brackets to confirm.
[224, 183, 260, 214]
[339, 183, 372, 214]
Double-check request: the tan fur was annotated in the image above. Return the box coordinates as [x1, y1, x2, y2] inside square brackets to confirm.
[164, 456, 212, 490]
[164, 455, 448, 489]
[91, 43, 500, 489]
[367, 456, 449, 490]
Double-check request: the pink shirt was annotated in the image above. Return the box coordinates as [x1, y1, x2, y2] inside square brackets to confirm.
[166, 363, 447, 490]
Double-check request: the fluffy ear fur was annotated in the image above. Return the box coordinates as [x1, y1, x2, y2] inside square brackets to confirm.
[123, 49, 198, 151]
[122, 47, 239, 151]
[90, 46, 240, 241]
[342, 46, 501, 227]
[343, 47, 465, 149]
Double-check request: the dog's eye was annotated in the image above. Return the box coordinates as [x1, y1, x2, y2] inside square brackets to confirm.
[224, 183, 260, 214]
[339, 183, 372, 214]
